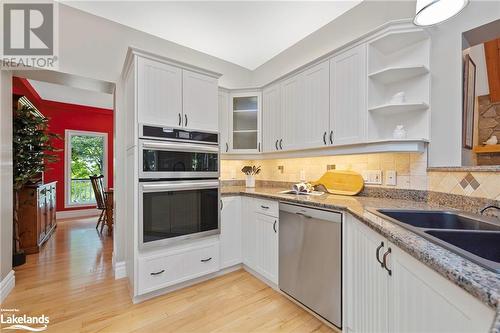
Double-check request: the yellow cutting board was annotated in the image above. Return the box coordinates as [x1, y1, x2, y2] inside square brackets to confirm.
[310, 170, 364, 196]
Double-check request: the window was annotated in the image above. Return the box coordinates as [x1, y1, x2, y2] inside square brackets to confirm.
[65, 130, 108, 207]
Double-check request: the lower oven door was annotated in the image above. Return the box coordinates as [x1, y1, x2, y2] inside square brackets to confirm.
[139, 180, 220, 249]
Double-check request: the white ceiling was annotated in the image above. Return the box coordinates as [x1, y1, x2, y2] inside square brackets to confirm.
[28, 79, 114, 109]
[62, 1, 363, 70]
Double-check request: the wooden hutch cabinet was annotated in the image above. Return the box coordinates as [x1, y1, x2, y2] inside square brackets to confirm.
[18, 182, 57, 254]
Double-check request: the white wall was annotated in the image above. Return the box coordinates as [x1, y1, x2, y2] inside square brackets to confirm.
[428, 0, 500, 167]
[58, 4, 253, 89]
[0, 70, 13, 282]
[251, 1, 416, 87]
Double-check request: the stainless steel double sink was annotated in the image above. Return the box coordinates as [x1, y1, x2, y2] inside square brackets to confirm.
[372, 209, 500, 273]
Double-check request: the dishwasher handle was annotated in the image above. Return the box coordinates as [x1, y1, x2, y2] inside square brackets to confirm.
[296, 212, 312, 219]
[280, 203, 342, 223]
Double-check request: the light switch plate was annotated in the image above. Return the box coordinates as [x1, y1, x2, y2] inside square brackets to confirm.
[386, 170, 397, 186]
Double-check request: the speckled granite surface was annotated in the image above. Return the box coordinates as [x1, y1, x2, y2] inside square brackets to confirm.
[222, 186, 500, 333]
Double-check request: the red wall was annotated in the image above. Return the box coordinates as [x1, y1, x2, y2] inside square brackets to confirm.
[13, 77, 114, 212]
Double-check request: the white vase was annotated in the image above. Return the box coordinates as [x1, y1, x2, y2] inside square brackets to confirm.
[245, 175, 255, 188]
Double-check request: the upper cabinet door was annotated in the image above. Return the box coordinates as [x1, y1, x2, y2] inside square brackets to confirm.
[218, 90, 230, 153]
[137, 57, 182, 127]
[330, 44, 367, 145]
[302, 61, 330, 149]
[280, 74, 303, 151]
[262, 83, 281, 152]
[183, 70, 218, 132]
[230, 92, 262, 154]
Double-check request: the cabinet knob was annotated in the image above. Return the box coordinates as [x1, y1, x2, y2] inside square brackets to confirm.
[201, 257, 212, 263]
[323, 132, 327, 145]
[178, 113, 182, 126]
[150, 269, 165, 276]
[184, 114, 188, 127]
[279, 139, 283, 150]
[225, 142, 229, 152]
[329, 131, 334, 144]
[275, 140, 279, 150]
[273, 220, 277, 233]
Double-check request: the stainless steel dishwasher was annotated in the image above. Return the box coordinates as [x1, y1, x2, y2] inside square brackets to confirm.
[279, 203, 342, 328]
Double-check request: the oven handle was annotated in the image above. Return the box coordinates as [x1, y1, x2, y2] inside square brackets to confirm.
[141, 181, 219, 192]
[141, 141, 219, 153]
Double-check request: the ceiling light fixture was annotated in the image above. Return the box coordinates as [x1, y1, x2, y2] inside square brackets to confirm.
[414, 0, 469, 26]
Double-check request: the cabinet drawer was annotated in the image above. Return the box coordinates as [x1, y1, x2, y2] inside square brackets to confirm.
[254, 198, 279, 217]
[183, 243, 219, 279]
[137, 253, 182, 294]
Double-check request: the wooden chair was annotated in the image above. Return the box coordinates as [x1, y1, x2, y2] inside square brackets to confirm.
[90, 175, 107, 233]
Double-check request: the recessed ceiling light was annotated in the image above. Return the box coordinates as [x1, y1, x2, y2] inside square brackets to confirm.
[414, 0, 469, 26]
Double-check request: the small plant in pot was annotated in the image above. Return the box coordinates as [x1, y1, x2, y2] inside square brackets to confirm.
[241, 165, 261, 188]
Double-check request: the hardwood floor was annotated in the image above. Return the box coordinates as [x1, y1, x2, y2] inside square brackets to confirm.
[3, 217, 336, 333]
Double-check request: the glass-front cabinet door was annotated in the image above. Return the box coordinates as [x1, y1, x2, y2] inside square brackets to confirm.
[230, 91, 262, 153]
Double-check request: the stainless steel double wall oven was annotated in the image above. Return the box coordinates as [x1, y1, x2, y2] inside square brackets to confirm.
[139, 125, 220, 249]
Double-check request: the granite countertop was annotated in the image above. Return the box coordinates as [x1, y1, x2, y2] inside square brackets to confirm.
[222, 186, 500, 333]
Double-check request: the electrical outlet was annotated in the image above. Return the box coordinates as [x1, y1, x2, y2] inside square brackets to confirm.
[277, 165, 284, 174]
[326, 164, 336, 171]
[362, 170, 383, 185]
[386, 170, 397, 186]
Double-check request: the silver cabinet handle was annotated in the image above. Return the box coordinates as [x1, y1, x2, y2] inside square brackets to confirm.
[376, 241, 384, 267]
[273, 220, 277, 233]
[178, 113, 181, 126]
[225, 142, 229, 152]
[323, 131, 327, 145]
[150, 269, 165, 276]
[329, 130, 333, 144]
[184, 114, 188, 127]
[383, 248, 392, 276]
[201, 257, 212, 263]
[220, 199, 223, 210]
[261, 205, 269, 209]
[275, 140, 279, 150]
[279, 139, 283, 150]
[258, 142, 261, 152]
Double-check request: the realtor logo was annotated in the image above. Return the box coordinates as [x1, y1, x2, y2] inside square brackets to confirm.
[1, 1, 58, 69]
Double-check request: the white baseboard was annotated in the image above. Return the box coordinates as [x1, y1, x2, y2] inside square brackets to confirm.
[56, 208, 99, 220]
[0, 270, 15, 303]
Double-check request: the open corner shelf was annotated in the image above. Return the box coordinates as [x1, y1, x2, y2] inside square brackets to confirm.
[368, 102, 429, 114]
[370, 29, 428, 55]
[368, 65, 429, 84]
[473, 144, 500, 154]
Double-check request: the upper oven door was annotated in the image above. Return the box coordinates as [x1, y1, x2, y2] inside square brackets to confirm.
[140, 140, 219, 179]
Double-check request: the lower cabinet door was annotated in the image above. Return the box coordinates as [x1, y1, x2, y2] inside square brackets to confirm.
[345, 215, 389, 333]
[220, 197, 242, 269]
[386, 242, 495, 333]
[255, 213, 278, 284]
[242, 198, 258, 270]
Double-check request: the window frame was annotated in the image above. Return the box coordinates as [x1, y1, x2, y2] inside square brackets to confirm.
[64, 129, 108, 208]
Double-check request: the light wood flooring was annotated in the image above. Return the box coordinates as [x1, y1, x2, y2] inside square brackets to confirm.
[3, 217, 336, 333]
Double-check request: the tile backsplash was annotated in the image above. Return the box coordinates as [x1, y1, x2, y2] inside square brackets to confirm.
[221, 152, 500, 201]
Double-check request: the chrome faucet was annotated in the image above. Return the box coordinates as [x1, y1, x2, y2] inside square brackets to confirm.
[480, 205, 500, 215]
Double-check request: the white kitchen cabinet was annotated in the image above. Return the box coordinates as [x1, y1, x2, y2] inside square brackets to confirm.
[345, 215, 495, 333]
[330, 44, 367, 146]
[344, 214, 388, 333]
[218, 89, 230, 153]
[183, 70, 218, 132]
[255, 213, 279, 284]
[230, 91, 262, 153]
[241, 197, 279, 285]
[220, 196, 242, 268]
[301, 60, 330, 148]
[242, 197, 257, 270]
[137, 56, 182, 127]
[280, 74, 303, 151]
[262, 83, 282, 152]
